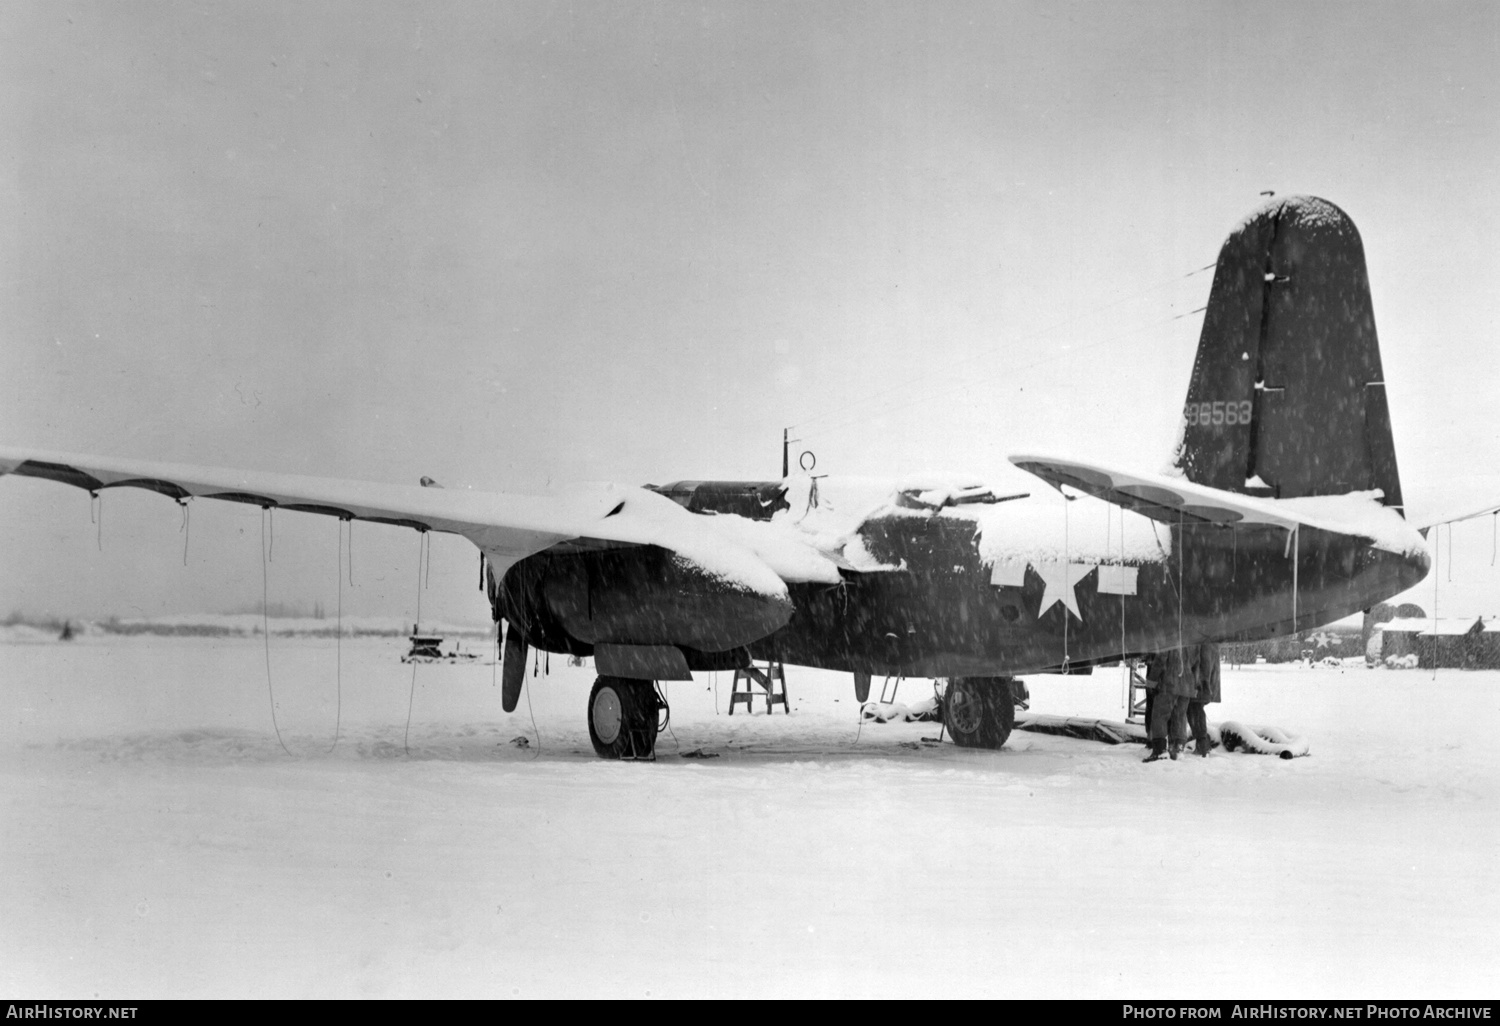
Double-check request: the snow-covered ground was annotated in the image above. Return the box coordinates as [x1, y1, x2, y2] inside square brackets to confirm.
[2, 633, 1496, 998]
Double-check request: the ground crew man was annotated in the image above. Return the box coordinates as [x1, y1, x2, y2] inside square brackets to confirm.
[1143, 646, 1195, 761]
[1188, 641, 1221, 756]
[1140, 651, 1163, 736]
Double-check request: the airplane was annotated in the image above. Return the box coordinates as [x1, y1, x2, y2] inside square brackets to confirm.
[0, 195, 1434, 760]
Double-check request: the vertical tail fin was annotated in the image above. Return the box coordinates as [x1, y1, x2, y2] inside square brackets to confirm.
[1171, 196, 1403, 511]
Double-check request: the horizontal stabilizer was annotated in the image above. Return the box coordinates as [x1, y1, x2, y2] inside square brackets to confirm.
[1413, 500, 1500, 531]
[1010, 454, 1424, 556]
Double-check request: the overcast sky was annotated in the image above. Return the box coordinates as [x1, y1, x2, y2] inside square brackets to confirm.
[2, 0, 1497, 623]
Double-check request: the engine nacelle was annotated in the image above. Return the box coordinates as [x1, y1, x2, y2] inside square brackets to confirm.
[494, 544, 793, 661]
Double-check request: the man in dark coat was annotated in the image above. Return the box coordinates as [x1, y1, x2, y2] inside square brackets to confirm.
[1143, 646, 1195, 762]
[1187, 641, 1221, 756]
[1140, 652, 1162, 737]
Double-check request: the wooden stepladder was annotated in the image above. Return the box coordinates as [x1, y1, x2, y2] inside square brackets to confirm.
[1125, 659, 1151, 724]
[728, 661, 789, 715]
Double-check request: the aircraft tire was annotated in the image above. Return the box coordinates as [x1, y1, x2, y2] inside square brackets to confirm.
[944, 676, 1016, 749]
[587, 676, 660, 760]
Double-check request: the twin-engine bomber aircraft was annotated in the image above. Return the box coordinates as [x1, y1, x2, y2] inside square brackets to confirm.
[0, 197, 1434, 759]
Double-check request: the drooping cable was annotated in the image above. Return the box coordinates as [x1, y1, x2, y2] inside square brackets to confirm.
[1291, 526, 1300, 637]
[404, 530, 426, 756]
[1169, 305, 1209, 321]
[1177, 511, 1185, 659]
[657, 681, 679, 750]
[1232, 521, 1238, 580]
[415, 531, 425, 626]
[1432, 525, 1440, 682]
[1149, 521, 1174, 575]
[523, 663, 542, 759]
[328, 519, 345, 754]
[261, 507, 292, 757]
[404, 662, 418, 757]
[1118, 505, 1128, 712]
[179, 499, 190, 566]
[1063, 492, 1070, 666]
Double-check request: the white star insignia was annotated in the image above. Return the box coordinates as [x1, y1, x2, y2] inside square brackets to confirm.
[1034, 562, 1096, 621]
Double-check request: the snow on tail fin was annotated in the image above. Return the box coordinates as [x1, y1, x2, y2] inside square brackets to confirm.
[1171, 196, 1403, 511]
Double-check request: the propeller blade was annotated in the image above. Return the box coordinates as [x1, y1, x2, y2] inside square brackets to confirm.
[501, 623, 528, 713]
[853, 670, 871, 703]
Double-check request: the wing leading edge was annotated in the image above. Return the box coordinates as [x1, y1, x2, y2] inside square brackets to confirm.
[0, 446, 840, 595]
[0, 445, 592, 576]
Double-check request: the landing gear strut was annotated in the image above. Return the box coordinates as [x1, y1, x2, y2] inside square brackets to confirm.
[587, 676, 662, 760]
[943, 676, 1018, 749]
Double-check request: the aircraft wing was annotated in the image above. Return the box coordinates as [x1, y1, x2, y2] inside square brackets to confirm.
[1009, 454, 1425, 556]
[0, 446, 840, 593]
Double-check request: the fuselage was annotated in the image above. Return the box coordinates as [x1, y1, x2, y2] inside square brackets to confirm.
[753, 511, 1427, 676]
[497, 478, 1430, 679]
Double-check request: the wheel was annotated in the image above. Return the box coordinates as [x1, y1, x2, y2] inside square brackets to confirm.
[943, 676, 1016, 749]
[587, 676, 660, 760]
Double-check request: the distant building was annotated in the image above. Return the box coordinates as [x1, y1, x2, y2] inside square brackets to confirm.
[1362, 601, 1427, 654]
[1377, 616, 1500, 669]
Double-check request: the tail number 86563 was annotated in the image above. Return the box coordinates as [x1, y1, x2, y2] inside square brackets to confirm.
[1185, 399, 1253, 427]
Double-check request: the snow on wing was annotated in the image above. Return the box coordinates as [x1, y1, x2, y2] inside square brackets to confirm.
[0, 446, 817, 596]
[1008, 453, 1426, 556]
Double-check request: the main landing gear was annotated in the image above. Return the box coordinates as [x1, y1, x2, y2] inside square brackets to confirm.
[943, 676, 1019, 750]
[587, 676, 666, 760]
